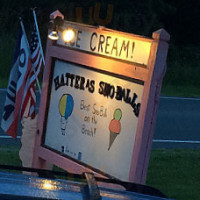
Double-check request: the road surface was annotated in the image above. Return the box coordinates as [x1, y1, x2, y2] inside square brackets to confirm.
[0, 89, 200, 148]
[153, 96, 200, 148]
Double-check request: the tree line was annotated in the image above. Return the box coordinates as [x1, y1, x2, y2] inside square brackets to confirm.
[0, 0, 199, 46]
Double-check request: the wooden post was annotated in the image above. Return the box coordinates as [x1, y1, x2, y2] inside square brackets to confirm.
[129, 29, 170, 183]
[32, 38, 53, 170]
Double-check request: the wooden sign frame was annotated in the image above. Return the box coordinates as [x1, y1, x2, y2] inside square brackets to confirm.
[32, 16, 169, 184]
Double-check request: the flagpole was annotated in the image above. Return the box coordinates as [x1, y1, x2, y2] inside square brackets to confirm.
[19, 18, 30, 54]
[19, 18, 41, 93]
[32, 9, 45, 66]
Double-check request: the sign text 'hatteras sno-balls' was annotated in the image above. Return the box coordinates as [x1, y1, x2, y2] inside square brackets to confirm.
[54, 72, 140, 117]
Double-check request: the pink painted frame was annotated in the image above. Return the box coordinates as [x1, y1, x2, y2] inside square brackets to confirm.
[32, 24, 170, 184]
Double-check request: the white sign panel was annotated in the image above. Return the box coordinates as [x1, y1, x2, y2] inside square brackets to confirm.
[57, 24, 152, 65]
[44, 60, 144, 180]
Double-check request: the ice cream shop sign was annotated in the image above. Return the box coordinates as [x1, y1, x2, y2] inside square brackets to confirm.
[44, 61, 143, 181]
[33, 11, 170, 184]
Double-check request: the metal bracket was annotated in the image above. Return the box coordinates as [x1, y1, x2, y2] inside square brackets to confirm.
[82, 172, 102, 200]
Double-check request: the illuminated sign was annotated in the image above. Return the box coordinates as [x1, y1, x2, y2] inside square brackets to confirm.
[32, 12, 170, 184]
[44, 60, 143, 180]
[57, 23, 152, 65]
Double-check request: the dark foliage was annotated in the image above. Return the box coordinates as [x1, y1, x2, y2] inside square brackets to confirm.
[0, 0, 199, 45]
[0, 0, 199, 95]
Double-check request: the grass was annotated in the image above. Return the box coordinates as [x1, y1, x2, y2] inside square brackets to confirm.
[146, 149, 200, 200]
[0, 145, 200, 199]
[0, 146, 21, 167]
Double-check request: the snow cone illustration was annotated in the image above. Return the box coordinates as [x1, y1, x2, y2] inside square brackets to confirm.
[59, 94, 74, 135]
[108, 108, 122, 150]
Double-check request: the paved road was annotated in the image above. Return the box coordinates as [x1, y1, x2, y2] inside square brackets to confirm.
[0, 89, 200, 148]
[153, 96, 200, 148]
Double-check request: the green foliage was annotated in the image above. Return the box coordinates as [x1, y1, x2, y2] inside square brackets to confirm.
[0, 0, 199, 96]
[0, 34, 15, 87]
[0, 0, 199, 41]
[162, 44, 200, 97]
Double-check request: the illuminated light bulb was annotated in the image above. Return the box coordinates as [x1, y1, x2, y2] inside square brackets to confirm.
[48, 31, 59, 40]
[63, 29, 75, 42]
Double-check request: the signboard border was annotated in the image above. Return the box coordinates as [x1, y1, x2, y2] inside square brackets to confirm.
[41, 57, 144, 179]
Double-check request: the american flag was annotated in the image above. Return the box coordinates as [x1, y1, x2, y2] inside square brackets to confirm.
[20, 25, 42, 119]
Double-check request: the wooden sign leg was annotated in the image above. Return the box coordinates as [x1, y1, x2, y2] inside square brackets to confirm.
[129, 29, 170, 184]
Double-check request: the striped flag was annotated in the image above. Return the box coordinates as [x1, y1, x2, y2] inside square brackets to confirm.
[1, 22, 32, 138]
[20, 25, 43, 119]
